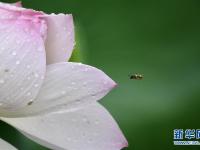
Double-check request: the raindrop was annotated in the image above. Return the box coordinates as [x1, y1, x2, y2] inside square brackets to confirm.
[84, 68, 89, 72]
[82, 132, 86, 137]
[61, 90, 66, 95]
[34, 84, 39, 88]
[34, 73, 39, 78]
[95, 120, 99, 125]
[72, 118, 77, 122]
[1, 47, 5, 51]
[16, 60, 20, 65]
[87, 138, 93, 143]
[67, 31, 71, 36]
[26, 92, 31, 96]
[37, 48, 43, 52]
[26, 65, 31, 69]
[41, 75, 44, 80]
[82, 117, 87, 122]
[16, 40, 20, 44]
[67, 137, 71, 141]
[24, 28, 29, 33]
[12, 51, 17, 56]
[83, 117, 90, 124]
[71, 65, 75, 70]
[83, 82, 87, 86]
[103, 80, 108, 85]
[0, 79, 5, 84]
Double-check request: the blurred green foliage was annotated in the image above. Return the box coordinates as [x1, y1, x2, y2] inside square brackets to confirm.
[1, 0, 200, 150]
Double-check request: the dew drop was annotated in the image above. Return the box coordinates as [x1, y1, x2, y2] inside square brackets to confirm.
[16, 60, 20, 65]
[61, 90, 66, 95]
[37, 48, 43, 52]
[82, 117, 87, 122]
[26, 92, 31, 96]
[71, 65, 75, 70]
[34, 84, 39, 88]
[87, 138, 93, 143]
[95, 120, 99, 125]
[24, 28, 29, 33]
[84, 68, 89, 72]
[67, 137, 71, 141]
[26, 65, 31, 69]
[72, 118, 77, 122]
[41, 75, 44, 80]
[12, 51, 17, 56]
[16, 40, 20, 44]
[34, 73, 39, 78]
[103, 80, 108, 85]
[82, 132, 86, 137]
[83, 82, 87, 86]
[67, 31, 71, 36]
[1, 47, 5, 51]
[0, 79, 5, 84]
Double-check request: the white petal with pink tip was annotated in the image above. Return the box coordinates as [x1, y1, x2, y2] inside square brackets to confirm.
[12, 62, 116, 116]
[0, 19, 46, 115]
[44, 14, 75, 64]
[2, 103, 127, 150]
[0, 138, 17, 150]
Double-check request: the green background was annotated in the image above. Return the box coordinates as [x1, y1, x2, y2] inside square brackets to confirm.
[1, 0, 200, 150]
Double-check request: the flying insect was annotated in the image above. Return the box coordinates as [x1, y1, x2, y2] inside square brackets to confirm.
[129, 73, 143, 80]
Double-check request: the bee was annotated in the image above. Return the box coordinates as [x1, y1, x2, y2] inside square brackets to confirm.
[129, 73, 143, 80]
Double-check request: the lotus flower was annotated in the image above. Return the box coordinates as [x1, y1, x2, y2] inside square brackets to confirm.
[0, 1, 128, 150]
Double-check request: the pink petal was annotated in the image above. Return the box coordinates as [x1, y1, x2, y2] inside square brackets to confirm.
[42, 14, 75, 64]
[0, 1, 44, 20]
[0, 18, 46, 116]
[12, 1, 22, 7]
[2, 103, 128, 150]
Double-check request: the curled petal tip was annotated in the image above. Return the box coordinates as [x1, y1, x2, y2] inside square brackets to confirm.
[14, 1, 22, 7]
[113, 82, 118, 88]
[109, 78, 118, 89]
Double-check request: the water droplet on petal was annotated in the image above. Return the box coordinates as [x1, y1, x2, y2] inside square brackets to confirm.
[0, 79, 5, 84]
[61, 90, 66, 95]
[95, 120, 99, 125]
[26, 65, 31, 69]
[34, 84, 39, 88]
[83, 82, 87, 86]
[12, 51, 17, 56]
[16, 60, 20, 65]
[103, 80, 108, 85]
[34, 73, 39, 78]
[67, 137, 71, 141]
[26, 92, 31, 96]
[71, 82, 75, 85]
